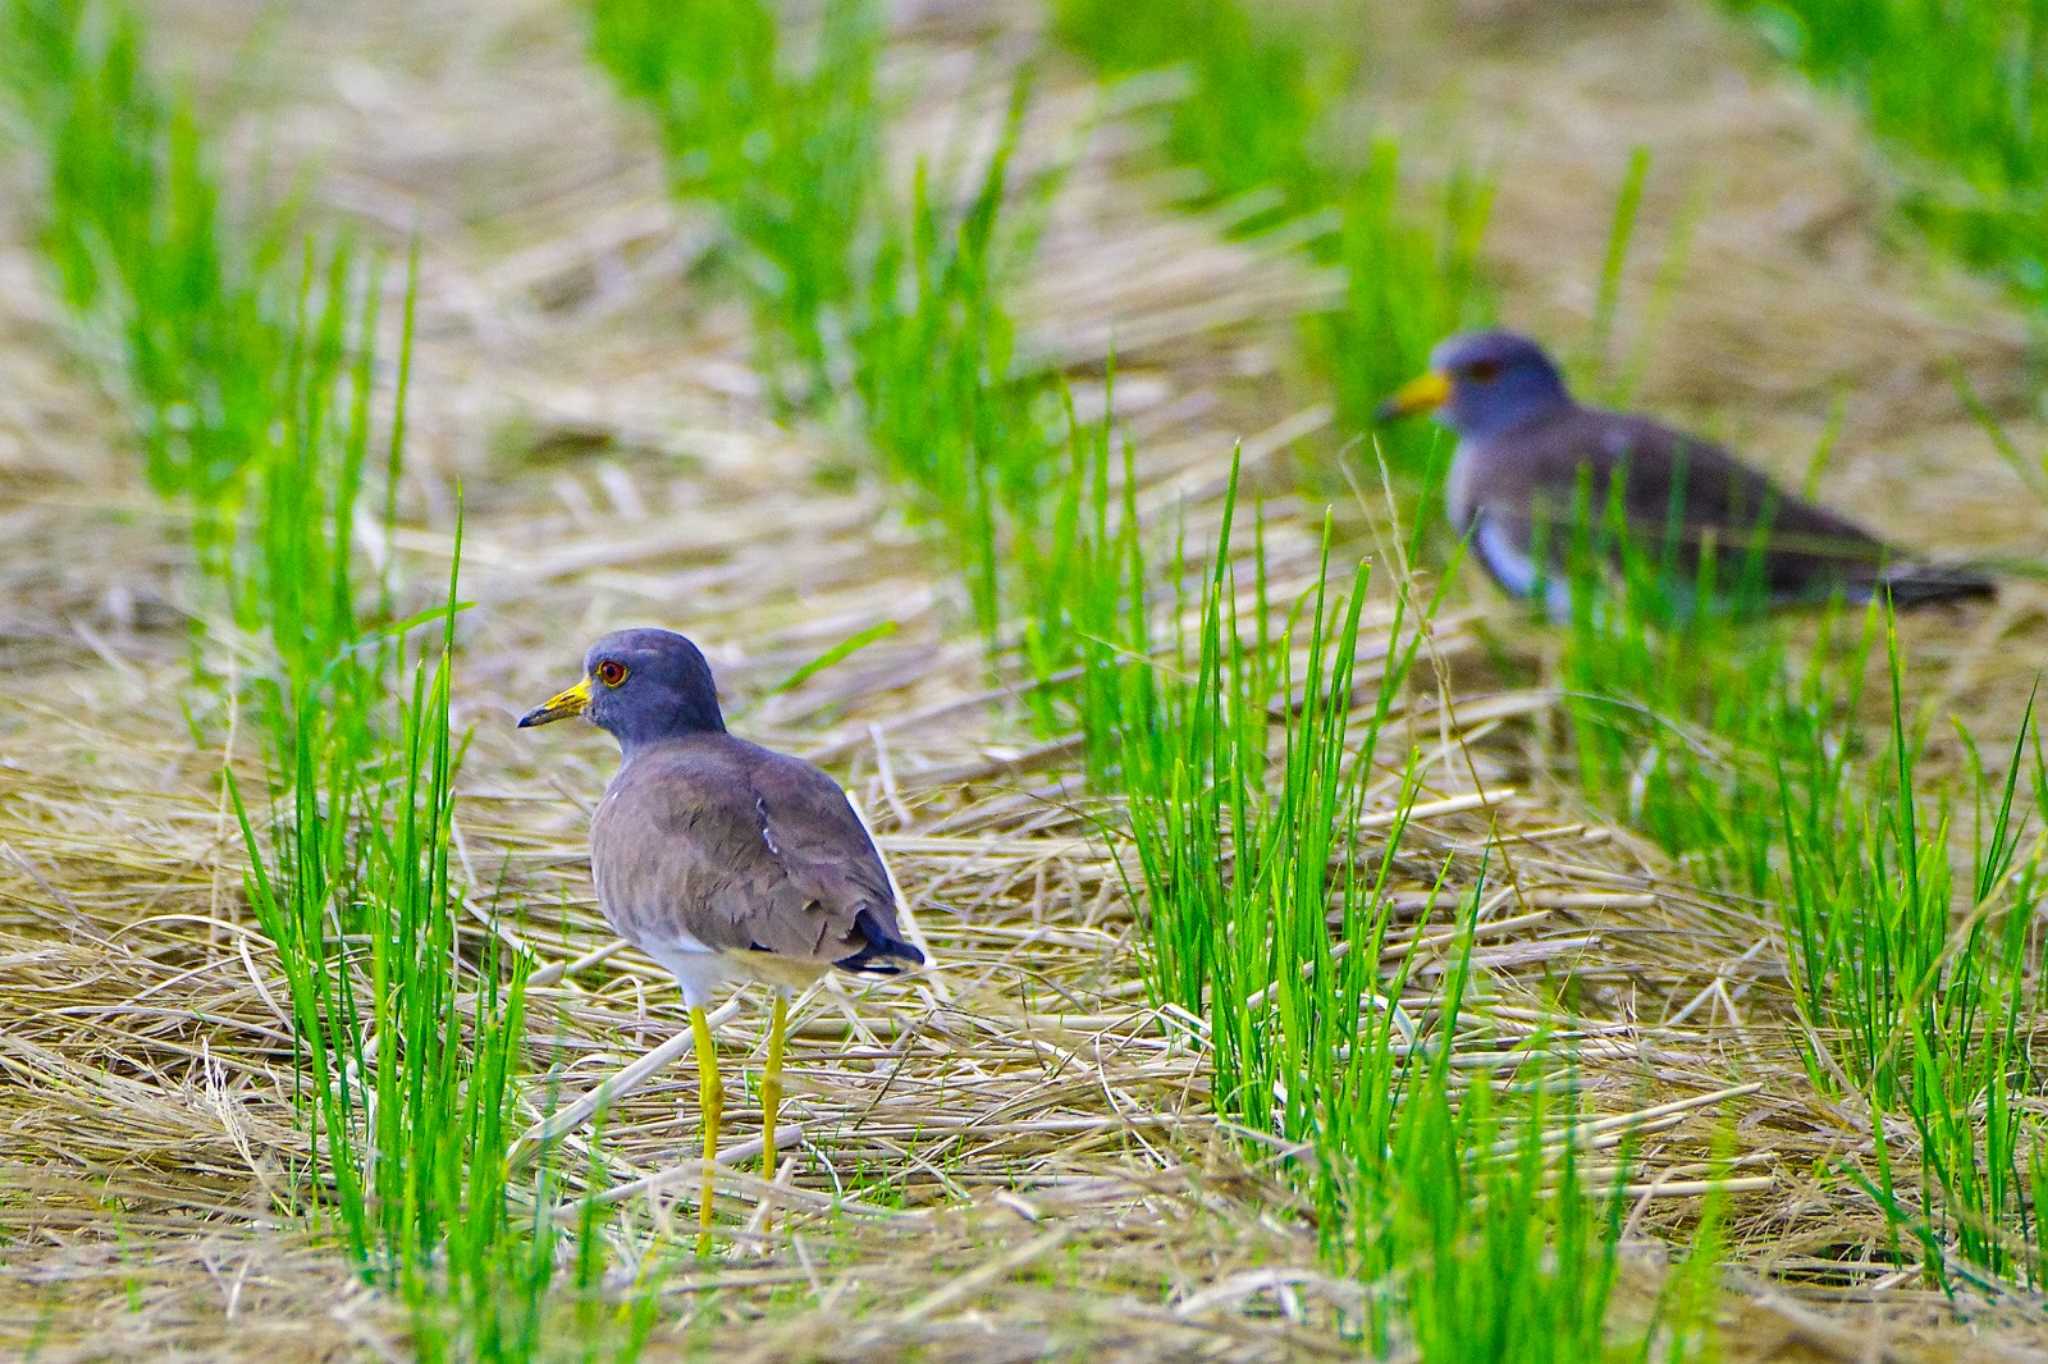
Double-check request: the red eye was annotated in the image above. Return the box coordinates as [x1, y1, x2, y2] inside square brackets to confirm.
[1465, 359, 1503, 383]
[595, 660, 628, 687]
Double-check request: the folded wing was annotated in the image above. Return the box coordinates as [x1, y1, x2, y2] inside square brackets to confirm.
[592, 736, 924, 974]
[1467, 406, 1990, 609]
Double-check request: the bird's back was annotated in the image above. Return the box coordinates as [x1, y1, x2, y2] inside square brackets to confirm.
[590, 733, 922, 974]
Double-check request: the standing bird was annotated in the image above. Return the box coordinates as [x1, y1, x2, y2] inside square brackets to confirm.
[519, 628, 923, 1253]
[1375, 330, 1993, 616]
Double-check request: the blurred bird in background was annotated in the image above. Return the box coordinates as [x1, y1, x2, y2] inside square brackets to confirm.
[1377, 329, 1995, 617]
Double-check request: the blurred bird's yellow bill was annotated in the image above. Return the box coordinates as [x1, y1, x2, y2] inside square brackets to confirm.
[1376, 369, 1452, 421]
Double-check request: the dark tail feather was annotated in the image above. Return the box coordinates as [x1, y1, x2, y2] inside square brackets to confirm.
[1877, 563, 1997, 608]
[834, 905, 925, 975]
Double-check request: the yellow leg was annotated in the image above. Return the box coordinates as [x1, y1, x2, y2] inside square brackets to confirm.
[690, 1005, 721, 1257]
[761, 992, 788, 1217]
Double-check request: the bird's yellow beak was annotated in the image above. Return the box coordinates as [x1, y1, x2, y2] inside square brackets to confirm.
[1374, 369, 1452, 423]
[518, 677, 592, 728]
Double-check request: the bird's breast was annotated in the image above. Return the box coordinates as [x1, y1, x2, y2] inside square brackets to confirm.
[587, 784, 641, 941]
[1443, 440, 1480, 532]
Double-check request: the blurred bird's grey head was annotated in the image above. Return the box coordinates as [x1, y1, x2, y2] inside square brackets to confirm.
[1377, 329, 1573, 440]
[518, 627, 726, 753]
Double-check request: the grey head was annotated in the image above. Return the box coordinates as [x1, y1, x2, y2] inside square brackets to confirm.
[1376, 329, 1574, 440]
[518, 627, 726, 753]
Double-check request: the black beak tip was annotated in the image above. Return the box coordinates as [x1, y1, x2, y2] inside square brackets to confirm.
[516, 710, 541, 729]
[1372, 399, 1402, 426]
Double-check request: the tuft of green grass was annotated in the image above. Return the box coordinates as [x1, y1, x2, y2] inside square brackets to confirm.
[0, 2, 629, 1353]
[1554, 186, 2047, 1298]
[589, 0, 879, 400]
[1375, 1067, 1636, 1364]
[1048, 0, 1491, 531]
[1780, 634, 2046, 1291]
[1552, 482, 2048, 1294]
[1083, 454, 1666, 1353]
[1048, 0, 1349, 224]
[0, 0, 416, 695]
[1304, 143, 1492, 502]
[849, 78, 1054, 642]
[230, 506, 543, 1334]
[592, 0, 1081, 660]
[1723, 0, 2048, 306]
[3, 0, 294, 568]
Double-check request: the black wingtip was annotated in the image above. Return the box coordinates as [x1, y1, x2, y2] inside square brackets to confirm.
[834, 906, 925, 975]
[1880, 566, 1998, 609]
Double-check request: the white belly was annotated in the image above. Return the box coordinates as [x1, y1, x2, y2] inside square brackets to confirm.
[1473, 513, 1571, 620]
[1444, 440, 1478, 531]
[640, 933, 733, 1009]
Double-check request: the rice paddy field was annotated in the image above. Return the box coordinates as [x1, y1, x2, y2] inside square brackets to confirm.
[5, 0, 2048, 1358]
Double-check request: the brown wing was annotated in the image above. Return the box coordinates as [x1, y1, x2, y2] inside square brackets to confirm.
[590, 734, 915, 969]
[1473, 406, 1920, 604]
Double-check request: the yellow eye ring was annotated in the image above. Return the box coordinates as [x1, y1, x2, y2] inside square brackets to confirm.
[594, 660, 628, 687]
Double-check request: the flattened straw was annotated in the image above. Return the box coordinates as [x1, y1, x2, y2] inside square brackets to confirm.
[509, 997, 741, 1173]
[527, 937, 630, 989]
[582, 1124, 805, 1209]
[1616, 1176, 1774, 1199]
[1497, 1081, 1764, 1158]
[892, 1226, 1070, 1324]
[867, 722, 915, 828]
[584, 1148, 906, 1220]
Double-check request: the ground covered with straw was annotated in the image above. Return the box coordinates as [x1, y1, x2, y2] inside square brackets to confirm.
[5, 0, 2048, 1359]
